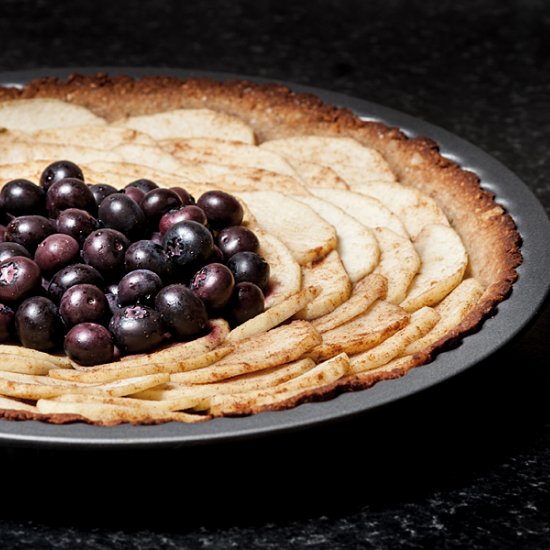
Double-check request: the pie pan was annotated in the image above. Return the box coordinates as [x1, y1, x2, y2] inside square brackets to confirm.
[0, 67, 548, 449]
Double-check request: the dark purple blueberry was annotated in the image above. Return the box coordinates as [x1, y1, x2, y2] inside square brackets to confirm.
[41, 277, 50, 293]
[46, 177, 97, 218]
[140, 188, 182, 223]
[155, 284, 208, 339]
[98, 193, 146, 239]
[117, 269, 162, 306]
[227, 251, 270, 291]
[106, 282, 119, 296]
[162, 220, 214, 275]
[169, 187, 195, 205]
[0, 256, 41, 303]
[4, 215, 55, 253]
[150, 232, 163, 245]
[0, 303, 15, 342]
[0, 205, 11, 226]
[40, 160, 84, 192]
[15, 296, 63, 351]
[59, 284, 108, 327]
[48, 264, 104, 302]
[56, 208, 99, 244]
[216, 226, 260, 259]
[124, 240, 172, 280]
[109, 305, 165, 354]
[0, 242, 31, 263]
[208, 245, 224, 264]
[126, 179, 159, 194]
[64, 323, 114, 366]
[89, 183, 118, 206]
[124, 186, 145, 204]
[228, 282, 265, 325]
[0, 179, 45, 216]
[159, 205, 207, 235]
[190, 263, 234, 310]
[197, 190, 243, 230]
[34, 234, 80, 275]
[105, 292, 121, 315]
[81, 229, 130, 276]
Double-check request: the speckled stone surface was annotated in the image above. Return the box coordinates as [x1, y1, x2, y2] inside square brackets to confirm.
[0, 0, 549, 548]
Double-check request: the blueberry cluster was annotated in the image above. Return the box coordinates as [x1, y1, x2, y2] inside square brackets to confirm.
[0, 161, 269, 366]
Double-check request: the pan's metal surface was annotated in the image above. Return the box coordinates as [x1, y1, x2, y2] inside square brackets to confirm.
[0, 67, 548, 449]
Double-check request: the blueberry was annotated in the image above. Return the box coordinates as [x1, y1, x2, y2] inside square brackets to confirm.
[0, 242, 31, 263]
[228, 282, 265, 326]
[155, 284, 208, 339]
[0, 179, 45, 216]
[162, 221, 213, 275]
[4, 215, 55, 253]
[34, 233, 80, 275]
[56, 208, 99, 244]
[169, 187, 195, 206]
[98, 193, 147, 240]
[81, 229, 130, 276]
[190, 263, 234, 310]
[126, 179, 158, 194]
[109, 305, 165, 354]
[88, 183, 118, 206]
[0, 303, 15, 342]
[117, 269, 163, 306]
[124, 186, 145, 204]
[140, 188, 182, 223]
[64, 323, 114, 366]
[216, 226, 259, 258]
[40, 160, 84, 192]
[59, 284, 108, 327]
[159, 205, 207, 235]
[48, 263, 104, 302]
[124, 240, 172, 280]
[0, 256, 42, 303]
[15, 296, 63, 351]
[46, 177, 96, 217]
[226, 251, 270, 291]
[197, 190, 243, 230]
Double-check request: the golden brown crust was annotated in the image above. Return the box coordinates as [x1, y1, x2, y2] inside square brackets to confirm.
[0, 72, 522, 422]
[0, 408, 89, 424]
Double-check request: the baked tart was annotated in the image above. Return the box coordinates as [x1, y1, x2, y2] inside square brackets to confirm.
[0, 73, 521, 425]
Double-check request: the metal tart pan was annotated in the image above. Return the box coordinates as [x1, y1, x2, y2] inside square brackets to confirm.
[0, 67, 548, 449]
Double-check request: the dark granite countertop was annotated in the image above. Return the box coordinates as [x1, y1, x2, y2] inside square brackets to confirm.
[0, 1, 549, 548]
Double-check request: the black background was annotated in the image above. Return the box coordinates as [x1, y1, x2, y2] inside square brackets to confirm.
[0, 1, 549, 548]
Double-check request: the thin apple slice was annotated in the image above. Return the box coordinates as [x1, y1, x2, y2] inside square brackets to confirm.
[400, 224, 468, 312]
[238, 191, 337, 265]
[161, 137, 296, 175]
[311, 273, 388, 333]
[373, 227, 421, 304]
[294, 251, 352, 320]
[309, 187, 409, 237]
[352, 180, 450, 238]
[349, 307, 440, 373]
[113, 108, 256, 144]
[0, 98, 106, 129]
[261, 136, 395, 182]
[309, 301, 409, 361]
[294, 195, 379, 283]
[405, 278, 484, 354]
[257, 230, 302, 309]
